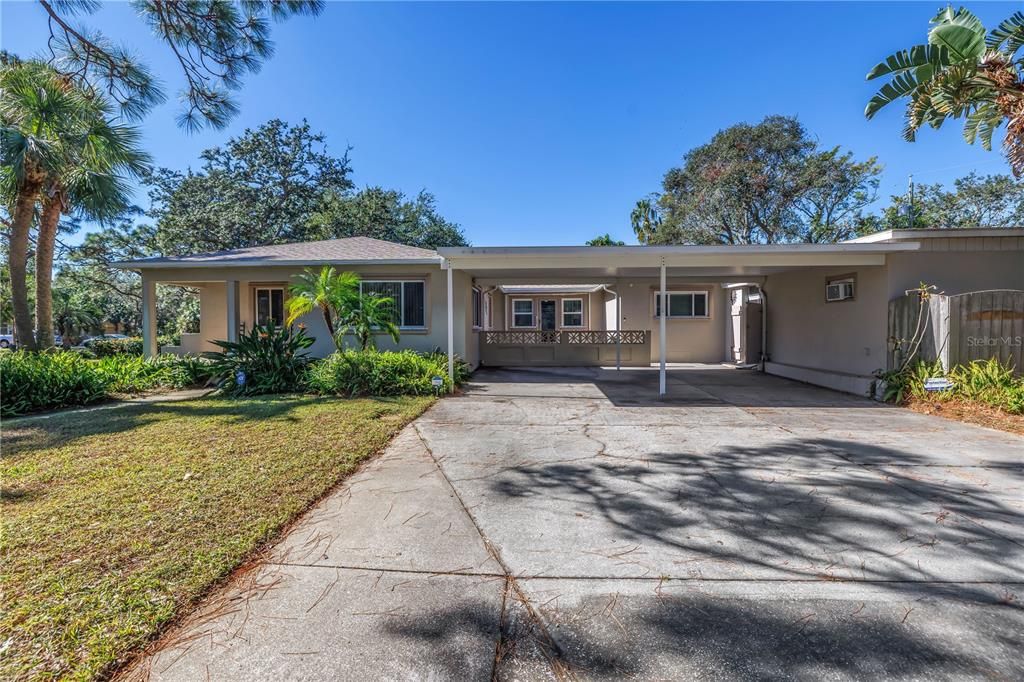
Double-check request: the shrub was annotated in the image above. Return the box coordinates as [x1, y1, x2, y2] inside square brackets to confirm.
[878, 358, 1023, 414]
[306, 349, 467, 397]
[0, 351, 216, 417]
[87, 337, 143, 357]
[0, 351, 109, 417]
[203, 323, 314, 395]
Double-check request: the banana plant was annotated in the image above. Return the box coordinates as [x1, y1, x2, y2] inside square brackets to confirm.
[865, 7, 1024, 175]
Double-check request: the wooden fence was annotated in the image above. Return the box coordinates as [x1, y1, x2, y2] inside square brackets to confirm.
[888, 289, 1024, 373]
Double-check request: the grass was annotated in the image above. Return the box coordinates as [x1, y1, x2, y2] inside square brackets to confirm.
[0, 394, 434, 680]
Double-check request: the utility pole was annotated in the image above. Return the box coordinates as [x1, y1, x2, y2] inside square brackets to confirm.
[907, 174, 916, 229]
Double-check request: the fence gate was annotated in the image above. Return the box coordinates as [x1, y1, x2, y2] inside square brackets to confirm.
[888, 289, 1024, 373]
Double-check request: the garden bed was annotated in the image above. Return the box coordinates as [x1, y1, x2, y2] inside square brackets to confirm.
[906, 397, 1024, 436]
[0, 394, 434, 679]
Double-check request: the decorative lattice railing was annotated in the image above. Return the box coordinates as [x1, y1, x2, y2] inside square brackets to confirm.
[483, 330, 647, 345]
[565, 330, 647, 345]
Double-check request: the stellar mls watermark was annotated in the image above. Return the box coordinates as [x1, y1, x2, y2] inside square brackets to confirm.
[966, 335, 1023, 347]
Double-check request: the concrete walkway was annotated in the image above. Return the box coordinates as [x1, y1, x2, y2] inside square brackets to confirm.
[132, 366, 1024, 680]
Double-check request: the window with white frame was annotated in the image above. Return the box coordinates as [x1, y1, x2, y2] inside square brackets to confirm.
[561, 298, 583, 327]
[254, 287, 284, 326]
[360, 280, 426, 328]
[654, 291, 709, 318]
[472, 288, 482, 329]
[512, 299, 534, 328]
[825, 275, 855, 302]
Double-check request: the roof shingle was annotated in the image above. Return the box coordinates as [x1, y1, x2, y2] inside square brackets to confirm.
[116, 237, 440, 268]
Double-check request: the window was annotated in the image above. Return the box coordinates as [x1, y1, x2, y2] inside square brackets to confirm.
[826, 276, 855, 302]
[512, 299, 535, 328]
[654, 291, 709, 318]
[254, 288, 284, 326]
[561, 298, 583, 327]
[472, 288, 482, 329]
[360, 280, 426, 328]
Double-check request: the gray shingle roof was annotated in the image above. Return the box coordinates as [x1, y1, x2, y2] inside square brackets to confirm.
[115, 237, 440, 268]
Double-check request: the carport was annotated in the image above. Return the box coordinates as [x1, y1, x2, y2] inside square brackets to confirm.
[438, 242, 918, 395]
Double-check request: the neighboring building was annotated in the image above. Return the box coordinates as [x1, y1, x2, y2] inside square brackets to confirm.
[115, 229, 1024, 397]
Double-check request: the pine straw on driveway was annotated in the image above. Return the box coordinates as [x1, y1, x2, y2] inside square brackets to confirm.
[0, 394, 434, 680]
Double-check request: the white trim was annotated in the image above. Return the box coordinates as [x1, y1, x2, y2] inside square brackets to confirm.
[844, 227, 1024, 243]
[471, 286, 483, 330]
[560, 297, 584, 328]
[360, 279, 427, 330]
[653, 290, 710, 319]
[511, 298, 536, 328]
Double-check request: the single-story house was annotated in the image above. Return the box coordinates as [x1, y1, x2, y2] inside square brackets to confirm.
[115, 228, 1024, 397]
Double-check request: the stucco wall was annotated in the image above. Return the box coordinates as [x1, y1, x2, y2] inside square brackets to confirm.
[885, 243, 1024, 297]
[762, 265, 889, 380]
[618, 280, 727, 363]
[155, 264, 476, 367]
[762, 237, 1023, 395]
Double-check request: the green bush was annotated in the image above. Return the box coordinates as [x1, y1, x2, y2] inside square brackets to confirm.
[93, 355, 216, 393]
[306, 349, 468, 397]
[87, 337, 143, 357]
[203, 323, 314, 395]
[0, 351, 215, 417]
[878, 358, 1023, 414]
[1, 351, 109, 417]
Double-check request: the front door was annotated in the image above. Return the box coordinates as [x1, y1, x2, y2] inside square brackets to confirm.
[540, 300, 557, 331]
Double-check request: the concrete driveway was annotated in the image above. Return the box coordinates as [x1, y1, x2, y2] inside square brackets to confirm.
[136, 366, 1024, 680]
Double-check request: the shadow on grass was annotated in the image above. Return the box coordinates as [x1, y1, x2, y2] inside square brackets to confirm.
[1, 394, 408, 457]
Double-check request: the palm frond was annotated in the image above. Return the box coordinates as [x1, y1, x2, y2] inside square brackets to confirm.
[866, 44, 948, 80]
[986, 11, 1024, 52]
[866, 72, 924, 118]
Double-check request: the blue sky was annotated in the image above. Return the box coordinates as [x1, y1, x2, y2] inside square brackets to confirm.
[1, 1, 1019, 246]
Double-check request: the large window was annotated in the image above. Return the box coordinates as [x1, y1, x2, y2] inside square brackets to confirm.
[360, 280, 426, 328]
[561, 298, 583, 327]
[254, 287, 284, 326]
[654, 291, 709, 319]
[512, 299, 535, 328]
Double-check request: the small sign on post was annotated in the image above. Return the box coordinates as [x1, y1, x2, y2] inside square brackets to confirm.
[924, 377, 954, 392]
[236, 370, 247, 387]
[431, 376, 444, 394]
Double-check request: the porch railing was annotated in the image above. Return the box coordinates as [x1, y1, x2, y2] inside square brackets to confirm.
[482, 330, 648, 345]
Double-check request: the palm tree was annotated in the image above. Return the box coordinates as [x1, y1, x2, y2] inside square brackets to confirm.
[0, 59, 148, 349]
[35, 99, 149, 349]
[286, 266, 360, 336]
[52, 285, 99, 344]
[630, 198, 662, 244]
[586, 233, 625, 246]
[337, 293, 401, 351]
[866, 7, 1024, 175]
[1, 60, 85, 349]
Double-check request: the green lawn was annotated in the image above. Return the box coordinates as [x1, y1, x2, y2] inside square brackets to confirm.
[0, 395, 434, 680]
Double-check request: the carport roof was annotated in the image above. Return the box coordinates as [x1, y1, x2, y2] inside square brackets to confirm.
[439, 242, 920, 278]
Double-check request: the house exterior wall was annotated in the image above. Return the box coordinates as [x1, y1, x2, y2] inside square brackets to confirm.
[148, 264, 477, 367]
[884, 237, 1024, 297]
[617, 280, 727, 363]
[761, 264, 888, 394]
[500, 293, 594, 331]
[762, 237, 1023, 396]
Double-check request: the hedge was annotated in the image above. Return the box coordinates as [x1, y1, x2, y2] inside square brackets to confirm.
[306, 349, 468, 397]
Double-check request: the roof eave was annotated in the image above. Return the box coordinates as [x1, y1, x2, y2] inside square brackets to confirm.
[112, 257, 444, 270]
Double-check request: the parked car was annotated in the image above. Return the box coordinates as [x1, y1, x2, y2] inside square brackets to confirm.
[0, 333, 63, 349]
[77, 333, 129, 348]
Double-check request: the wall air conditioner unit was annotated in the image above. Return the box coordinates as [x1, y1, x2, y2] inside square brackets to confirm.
[826, 278, 855, 302]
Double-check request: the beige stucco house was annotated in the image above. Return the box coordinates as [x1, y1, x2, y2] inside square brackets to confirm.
[117, 229, 1024, 397]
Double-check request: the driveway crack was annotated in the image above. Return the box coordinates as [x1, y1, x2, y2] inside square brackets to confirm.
[413, 423, 576, 681]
